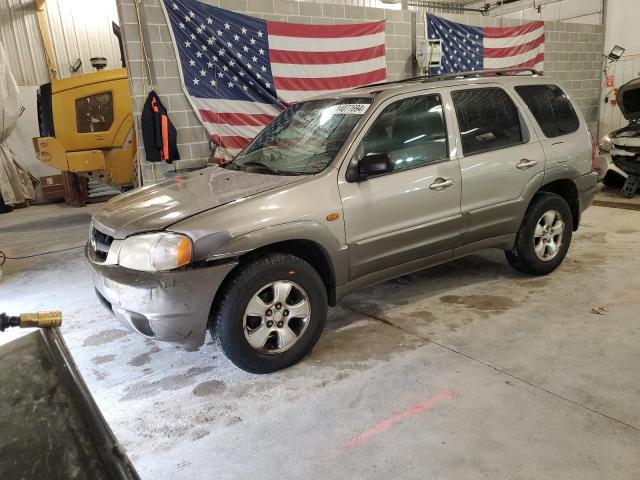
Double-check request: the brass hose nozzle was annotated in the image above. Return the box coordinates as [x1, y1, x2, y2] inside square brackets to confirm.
[1, 311, 62, 331]
[18, 311, 63, 329]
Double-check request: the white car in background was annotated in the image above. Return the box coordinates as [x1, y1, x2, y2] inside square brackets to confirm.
[597, 78, 640, 195]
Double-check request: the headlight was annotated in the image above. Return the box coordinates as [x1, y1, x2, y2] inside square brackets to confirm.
[118, 232, 192, 272]
[599, 134, 611, 153]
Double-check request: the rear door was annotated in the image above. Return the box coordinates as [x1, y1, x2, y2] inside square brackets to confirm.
[448, 85, 546, 245]
[514, 84, 592, 175]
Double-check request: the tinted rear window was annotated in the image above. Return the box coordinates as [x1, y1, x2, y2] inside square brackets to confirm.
[451, 87, 524, 156]
[515, 84, 579, 138]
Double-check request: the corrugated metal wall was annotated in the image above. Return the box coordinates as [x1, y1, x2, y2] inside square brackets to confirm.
[0, 0, 50, 85]
[45, 0, 122, 79]
[0, 0, 122, 86]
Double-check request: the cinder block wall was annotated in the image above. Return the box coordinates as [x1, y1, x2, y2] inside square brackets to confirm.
[116, 0, 604, 165]
[413, 12, 605, 134]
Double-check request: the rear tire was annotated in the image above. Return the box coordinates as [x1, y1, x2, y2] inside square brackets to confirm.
[505, 192, 573, 275]
[211, 253, 327, 373]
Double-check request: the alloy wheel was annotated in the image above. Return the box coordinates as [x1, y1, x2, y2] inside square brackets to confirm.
[534, 209, 565, 261]
[243, 280, 311, 354]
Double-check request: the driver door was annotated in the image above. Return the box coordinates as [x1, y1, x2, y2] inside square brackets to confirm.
[338, 92, 463, 281]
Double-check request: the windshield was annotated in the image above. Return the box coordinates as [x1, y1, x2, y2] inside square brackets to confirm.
[227, 97, 373, 175]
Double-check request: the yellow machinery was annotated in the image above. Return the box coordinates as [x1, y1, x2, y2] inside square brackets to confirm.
[33, 68, 135, 186]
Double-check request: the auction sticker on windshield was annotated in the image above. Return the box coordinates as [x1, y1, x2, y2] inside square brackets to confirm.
[329, 104, 371, 115]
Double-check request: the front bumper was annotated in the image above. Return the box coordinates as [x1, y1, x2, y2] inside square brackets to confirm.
[86, 245, 236, 347]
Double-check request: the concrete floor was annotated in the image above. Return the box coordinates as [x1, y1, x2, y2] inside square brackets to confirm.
[1, 202, 639, 480]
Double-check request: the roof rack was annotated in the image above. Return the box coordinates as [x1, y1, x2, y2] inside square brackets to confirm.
[422, 68, 541, 82]
[359, 68, 541, 90]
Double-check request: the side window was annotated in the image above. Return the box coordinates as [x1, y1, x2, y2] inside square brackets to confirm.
[451, 88, 524, 156]
[515, 84, 580, 138]
[360, 94, 447, 173]
[75, 92, 114, 133]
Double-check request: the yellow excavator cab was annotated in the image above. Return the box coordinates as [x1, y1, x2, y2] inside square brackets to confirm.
[34, 67, 135, 186]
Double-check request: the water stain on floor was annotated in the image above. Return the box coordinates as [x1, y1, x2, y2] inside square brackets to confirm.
[192, 380, 226, 397]
[310, 317, 423, 368]
[91, 354, 116, 365]
[190, 428, 210, 441]
[517, 277, 551, 289]
[409, 309, 437, 325]
[83, 329, 129, 347]
[578, 231, 607, 244]
[561, 251, 607, 273]
[439, 294, 515, 314]
[225, 416, 242, 427]
[120, 366, 210, 401]
[128, 346, 161, 367]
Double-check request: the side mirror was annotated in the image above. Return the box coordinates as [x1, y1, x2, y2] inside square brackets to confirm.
[357, 152, 393, 180]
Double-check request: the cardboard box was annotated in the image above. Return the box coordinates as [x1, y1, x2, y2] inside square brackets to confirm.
[40, 174, 66, 201]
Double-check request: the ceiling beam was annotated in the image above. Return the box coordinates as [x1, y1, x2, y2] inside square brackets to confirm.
[34, 0, 59, 80]
[467, 0, 563, 16]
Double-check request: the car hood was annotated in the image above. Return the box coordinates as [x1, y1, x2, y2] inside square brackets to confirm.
[617, 78, 640, 120]
[92, 167, 304, 238]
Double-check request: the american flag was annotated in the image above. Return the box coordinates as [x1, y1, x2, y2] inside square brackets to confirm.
[426, 14, 544, 75]
[161, 0, 387, 160]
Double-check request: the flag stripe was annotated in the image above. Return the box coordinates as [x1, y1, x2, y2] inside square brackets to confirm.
[483, 26, 544, 49]
[274, 88, 352, 103]
[274, 68, 386, 92]
[484, 21, 543, 38]
[198, 109, 275, 126]
[190, 97, 281, 117]
[484, 48, 544, 68]
[267, 32, 385, 52]
[204, 122, 265, 138]
[267, 20, 384, 38]
[484, 35, 545, 58]
[271, 57, 386, 78]
[269, 44, 385, 65]
[210, 134, 252, 149]
[485, 52, 545, 70]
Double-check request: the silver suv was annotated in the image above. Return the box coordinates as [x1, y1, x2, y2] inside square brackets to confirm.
[87, 69, 598, 373]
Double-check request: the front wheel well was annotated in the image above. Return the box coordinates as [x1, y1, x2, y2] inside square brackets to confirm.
[211, 240, 337, 325]
[537, 179, 580, 230]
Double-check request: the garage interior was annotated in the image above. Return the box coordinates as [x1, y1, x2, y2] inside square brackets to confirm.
[1, 0, 639, 479]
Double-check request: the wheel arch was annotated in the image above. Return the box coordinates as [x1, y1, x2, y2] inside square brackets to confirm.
[238, 239, 338, 306]
[537, 178, 580, 231]
[208, 223, 345, 331]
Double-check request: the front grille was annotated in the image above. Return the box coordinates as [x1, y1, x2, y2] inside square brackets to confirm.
[612, 143, 640, 153]
[90, 227, 114, 262]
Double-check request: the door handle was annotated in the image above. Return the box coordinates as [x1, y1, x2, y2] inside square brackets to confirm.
[551, 141, 565, 146]
[429, 177, 454, 190]
[516, 159, 538, 170]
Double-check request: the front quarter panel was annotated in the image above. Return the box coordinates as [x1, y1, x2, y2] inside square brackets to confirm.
[169, 171, 348, 284]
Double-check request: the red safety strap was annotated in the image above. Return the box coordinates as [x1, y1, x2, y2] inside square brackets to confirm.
[161, 114, 169, 161]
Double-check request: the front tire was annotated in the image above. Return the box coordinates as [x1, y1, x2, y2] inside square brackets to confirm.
[212, 253, 328, 373]
[505, 192, 573, 275]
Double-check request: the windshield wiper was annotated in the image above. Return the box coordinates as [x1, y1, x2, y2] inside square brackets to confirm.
[221, 161, 240, 170]
[241, 160, 281, 175]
